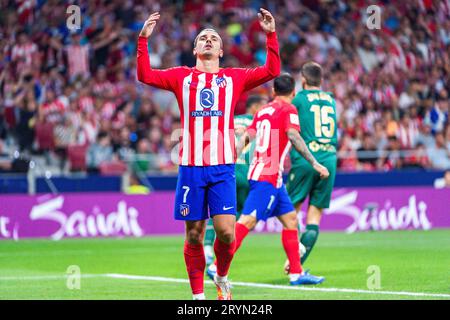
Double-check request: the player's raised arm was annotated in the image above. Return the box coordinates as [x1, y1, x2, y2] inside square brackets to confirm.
[136, 12, 179, 91]
[242, 8, 281, 91]
[287, 128, 330, 179]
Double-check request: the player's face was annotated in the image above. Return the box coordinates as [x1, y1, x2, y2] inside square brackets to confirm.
[193, 30, 223, 60]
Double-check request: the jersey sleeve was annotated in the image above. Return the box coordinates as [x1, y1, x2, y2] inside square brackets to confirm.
[284, 106, 301, 133]
[247, 114, 258, 139]
[236, 32, 281, 92]
[136, 36, 183, 92]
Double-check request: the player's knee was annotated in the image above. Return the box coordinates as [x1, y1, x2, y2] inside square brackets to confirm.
[281, 212, 298, 230]
[238, 215, 257, 230]
[185, 229, 203, 244]
[216, 229, 234, 244]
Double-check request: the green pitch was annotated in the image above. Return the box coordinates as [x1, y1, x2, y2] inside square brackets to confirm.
[1, 230, 449, 300]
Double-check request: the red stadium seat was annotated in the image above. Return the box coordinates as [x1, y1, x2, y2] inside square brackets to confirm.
[35, 122, 55, 151]
[67, 144, 88, 172]
[99, 160, 128, 176]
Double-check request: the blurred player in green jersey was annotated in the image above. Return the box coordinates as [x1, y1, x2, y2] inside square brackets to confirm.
[285, 62, 338, 272]
[204, 95, 268, 265]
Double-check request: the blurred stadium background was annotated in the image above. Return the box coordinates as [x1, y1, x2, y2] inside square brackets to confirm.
[0, 0, 449, 299]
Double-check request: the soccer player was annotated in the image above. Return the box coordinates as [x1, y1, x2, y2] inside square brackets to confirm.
[204, 95, 268, 266]
[285, 62, 338, 272]
[137, 10, 280, 300]
[207, 74, 329, 285]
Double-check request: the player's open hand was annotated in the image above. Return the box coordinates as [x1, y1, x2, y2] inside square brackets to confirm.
[258, 8, 275, 33]
[313, 162, 330, 180]
[139, 12, 160, 38]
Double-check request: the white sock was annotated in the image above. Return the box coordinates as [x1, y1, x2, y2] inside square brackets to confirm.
[289, 273, 300, 282]
[193, 293, 206, 300]
[215, 274, 228, 282]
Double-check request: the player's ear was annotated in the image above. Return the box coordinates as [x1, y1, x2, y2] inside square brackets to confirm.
[219, 48, 223, 58]
[193, 48, 197, 56]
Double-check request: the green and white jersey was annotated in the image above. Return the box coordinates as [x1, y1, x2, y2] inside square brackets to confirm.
[234, 114, 255, 166]
[290, 89, 338, 164]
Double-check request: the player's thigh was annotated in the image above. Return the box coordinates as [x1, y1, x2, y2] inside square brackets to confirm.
[309, 156, 337, 209]
[207, 164, 237, 216]
[236, 165, 250, 215]
[286, 162, 316, 207]
[174, 166, 208, 221]
[241, 181, 278, 221]
[272, 185, 297, 229]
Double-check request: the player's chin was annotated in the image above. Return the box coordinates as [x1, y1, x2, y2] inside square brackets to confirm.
[200, 52, 218, 59]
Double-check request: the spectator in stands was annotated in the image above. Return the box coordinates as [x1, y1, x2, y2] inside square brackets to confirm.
[379, 136, 403, 170]
[15, 82, 37, 153]
[403, 142, 431, 169]
[357, 133, 378, 171]
[424, 90, 449, 135]
[54, 116, 77, 170]
[86, 132, 113, 172]
[132, 138, 152, 174]
[427, 132, 450, 170]
[11, 31, 38, 73]
[338, 133, 358, 171]
[65, 32, 90, 81]
[397, 112, 419, 149]
[125, 173, 150, 195]
[0, 139, 12, 172]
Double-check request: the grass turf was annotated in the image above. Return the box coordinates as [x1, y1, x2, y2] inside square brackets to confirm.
[0, 230, 449, 300]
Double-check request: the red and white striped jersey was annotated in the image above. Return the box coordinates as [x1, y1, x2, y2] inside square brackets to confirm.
[41, 99, 66, 123]
[65, 44, 90, 78]
[11, 42, 37, 66]
[247, 99, 300, 188]
[137, 33, 280, 166]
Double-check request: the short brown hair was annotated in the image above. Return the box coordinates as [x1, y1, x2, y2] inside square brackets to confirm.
[301, 62, 322, 87]
[193, 28, 223, 48]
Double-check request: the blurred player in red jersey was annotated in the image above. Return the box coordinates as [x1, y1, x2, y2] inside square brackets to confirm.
[207, 74, 329, 285]
[137, 9, 280, 299]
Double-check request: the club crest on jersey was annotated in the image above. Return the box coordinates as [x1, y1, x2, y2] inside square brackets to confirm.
[180, 204, 190, 216]
[215, 77, 227, 88]
[200, 88, 214, 109]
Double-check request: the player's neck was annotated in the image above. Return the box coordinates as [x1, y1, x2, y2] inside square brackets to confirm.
[304, 85, 321, 91]
[274, 96, 292, 104]
[196, 59, 220, 73]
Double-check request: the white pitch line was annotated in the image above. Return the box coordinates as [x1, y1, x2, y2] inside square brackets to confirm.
[0, 274, 98, 281]
[105, 273, 450, 299]
[1, 273, 449, 298]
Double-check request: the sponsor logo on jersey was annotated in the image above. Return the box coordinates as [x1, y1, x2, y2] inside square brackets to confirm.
[200, 88, 214, 109]
[216, 77, 227, 88]
[191, 110, 223, 117]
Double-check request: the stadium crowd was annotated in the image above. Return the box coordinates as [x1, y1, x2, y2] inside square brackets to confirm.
[0, 0, 449, 175]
